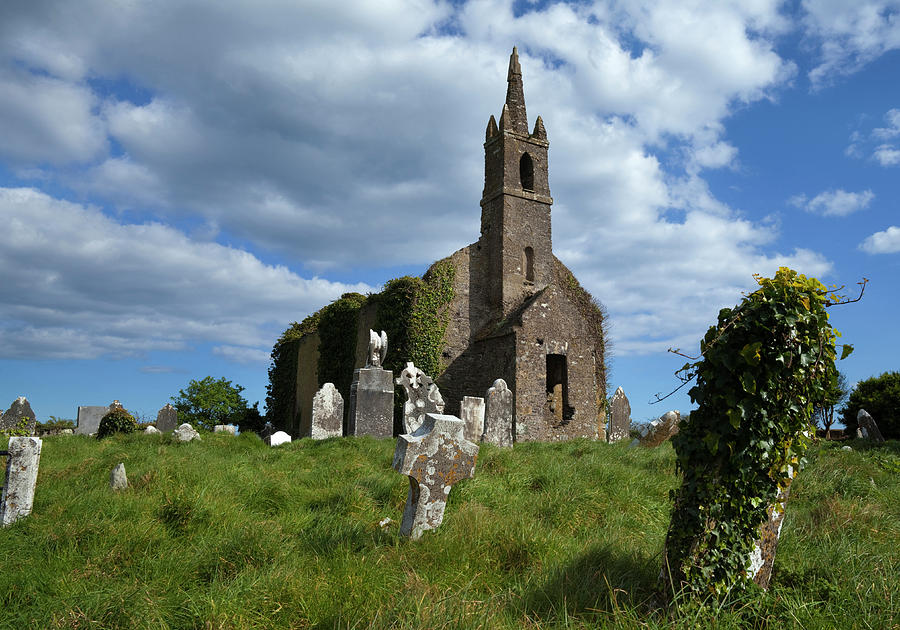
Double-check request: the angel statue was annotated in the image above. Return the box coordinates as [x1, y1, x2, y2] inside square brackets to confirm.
[367, 329, 388, 368]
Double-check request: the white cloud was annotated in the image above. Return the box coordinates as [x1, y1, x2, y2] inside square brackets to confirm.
[0, 187, 372, 360]
[790, 189, 875, 216]
[873, 108, 900, 138]
[860, 225, 900, 253]
[802, 0, 900, 87]
[212, 345, 272, 365]
[874, 144, 900, 166]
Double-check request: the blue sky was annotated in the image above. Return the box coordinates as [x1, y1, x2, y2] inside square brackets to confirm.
[1, 0, 898, 426]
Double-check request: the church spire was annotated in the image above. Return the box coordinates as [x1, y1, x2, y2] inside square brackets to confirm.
[504, 47, 529, 135]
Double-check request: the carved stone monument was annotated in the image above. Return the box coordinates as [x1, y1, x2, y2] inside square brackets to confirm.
[348, 330, 394, 438]
[607, 386, 631, 442]
[392, 413, 479, 539]
[310, 383, 343, 439]
[174, 423, 201, 442]
[76, 400, 127, 436]
[637, 410, 681, 448]
[460, 396, 485, 442]
[396, 361, 445, 434]
[1, 397, 37, 435]
[482, 379, 513, 447]
[156, 403, 179, 432]
[1, 436, 42, 527]
[857, 409, 885, 442]
[110, 463, 128, 490]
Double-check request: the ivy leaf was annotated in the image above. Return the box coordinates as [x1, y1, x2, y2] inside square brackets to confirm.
[840, 344, 854, 360]
[704, 432, 719, 454]
[740, 372, 757, 395]
[727, 408, 742, 430]
[740, 342, 762, 366]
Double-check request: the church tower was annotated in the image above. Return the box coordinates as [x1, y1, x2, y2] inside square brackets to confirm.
[480, 47, 553, 322]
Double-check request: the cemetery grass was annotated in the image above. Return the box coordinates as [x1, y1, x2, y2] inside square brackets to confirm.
[1, 434, 898, 629]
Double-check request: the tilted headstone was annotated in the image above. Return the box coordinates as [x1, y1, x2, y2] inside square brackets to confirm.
[1, 437, 42, 526]
[392, 413, 479, 539]
[1, 397, 37, 435]
[265, 430, 292, 447]
[638, 410, 681, 448]
[482, 379, 513, 447]
[213, 424, 236, 435]
[174, 423, 201, 442]
[857, 409, 885, 443]
[144, 426, 161, 435]
[348, 330, 394, 438]
[76, 401, 127, 436]
[460, 396, 485, 442]
[156, 403, 179, 432]
[311, 383, 343, 439]
[396, 361, 445, 434]
[607, 386, 631, 442]
[109, 463, 128, 490]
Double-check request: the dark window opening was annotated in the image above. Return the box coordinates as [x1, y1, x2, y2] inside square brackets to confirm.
[546, 354, 574, 423]
[520, 152, 534, 191]
[524, 246, 535, 282]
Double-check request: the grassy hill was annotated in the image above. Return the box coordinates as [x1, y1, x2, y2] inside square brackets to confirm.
[1, 432, 898, 629]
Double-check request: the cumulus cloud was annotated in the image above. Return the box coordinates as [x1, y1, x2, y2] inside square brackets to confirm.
[846, 109, 900, 166]
[802, 0, 900, 87]
[874, 144, 900, 166]
[790, 189, 875, 216]
[0, 187, 372, 360]
[860, 225, 900, 253]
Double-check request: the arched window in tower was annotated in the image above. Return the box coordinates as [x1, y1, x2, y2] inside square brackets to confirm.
[524, 246, 535, 282]
[519, 152, 534, 191]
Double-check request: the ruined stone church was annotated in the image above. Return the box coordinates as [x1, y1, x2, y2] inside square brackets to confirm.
[276, 48, 607, 441]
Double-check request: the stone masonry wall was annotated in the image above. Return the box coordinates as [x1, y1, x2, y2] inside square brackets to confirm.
[293, 332, 321, 437]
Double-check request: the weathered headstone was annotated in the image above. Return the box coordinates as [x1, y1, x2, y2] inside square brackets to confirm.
[311, 383, 343, 439]
[1, 436, 42, 526]
[607, 386, 631, 442]
[265, 430, 292, 447]
[174, 423, 201, 442]
[259, 421, 275, 440]
[482, 378, 513, 447]
[348, 330, 394, 438]
[76, 401, 127, 436]
[460, 396, 485, 442]
[396, 361, 445, 434]
[1, 397, 37, 435]
[213, 424, 236, 435]
[109, 463, 128, 490]
[156, 403, 178, 432]
[747, 466, 795, 589]
[144, 426, 161, 435]
[637, 410, 681, 448]
[857, 409, 885, 442]
[392, 413, 479, 539]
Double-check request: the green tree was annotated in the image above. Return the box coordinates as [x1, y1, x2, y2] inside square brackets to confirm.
[815, 368, 849, 438]
[841, 371, 900, 440]
[171, 376, 252, 430]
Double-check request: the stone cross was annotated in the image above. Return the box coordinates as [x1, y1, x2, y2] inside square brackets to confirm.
[311, 382, 343, 439]
[396, 361, 445, 434]
[857, 409, 885, 442]
[607, 386, 631, 442]
[1, 436, 42, 527]
[482, 378, 513, 447]
[156, 403, 179, 432]
[392, 413, 479, 540]
[460, 396, 485, 442]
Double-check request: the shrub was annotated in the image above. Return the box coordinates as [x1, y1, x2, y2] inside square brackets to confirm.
[96, 409, 138, 439]
[841, 371, 900, 440]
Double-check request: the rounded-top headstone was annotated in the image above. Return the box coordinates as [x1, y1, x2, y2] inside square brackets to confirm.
[174, 423, 201, 442]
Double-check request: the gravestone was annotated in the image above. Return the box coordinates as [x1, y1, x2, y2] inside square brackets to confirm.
[460, 396, 485, 442]
[213, 424, 236, 435]
[607, 386, 631, 442]
[174, 423, 201, 442]
[637, 410, 681, 448]
[348, 330, 394, 438]
[265, 431, 291, 446]
[156, 403, 178, 432]
[259, 421, 275, 440]
[396, 361, 445, 434]
[857, 409, 885, 442]
[1, 397, 37, 435]
[109, 463, 128, 490]
[144, 426, 161, 435]
[311, 383, 343, 439]
[482, 379, 513, 447]
[747, 466, 795, 589]
[76, 401, 127, 436]
[392, 413, 479, 539]
[1, 436, 42, 527]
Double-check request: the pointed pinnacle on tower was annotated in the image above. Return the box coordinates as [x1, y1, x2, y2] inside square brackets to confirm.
[486, 115, 498, 140]
[532, 115, 547, 141]
[504, 46, 529, 135]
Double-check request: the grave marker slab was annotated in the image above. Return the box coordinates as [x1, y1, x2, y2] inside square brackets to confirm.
[174, 423, 201, 442]
[348, 330, 394, 438]
[392, 413, 479, 539]
[110, 463, 128, 490]
[213, 424, 236, 435]
[1, 397, 37, 435]
[482, 379, 513, 447]
[461, 396, 485, 442]
[857, 409, 885, 442]
[311, 383, 343, 439]
[156, 403, 178, 432]
[607, 386, 631, 442]
[1, 437, 42, 527]
[265, 431, 292, 446]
